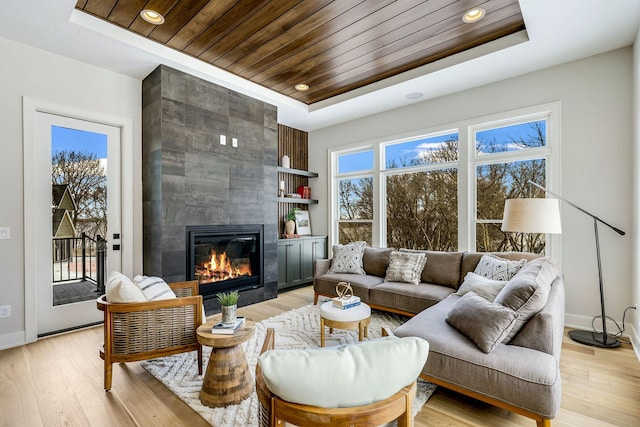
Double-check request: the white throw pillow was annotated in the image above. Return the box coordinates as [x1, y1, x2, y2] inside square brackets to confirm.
[258, 336, 429, 408]
[106, 271, 146, 303]
[456, 272, 508, 302]
[327, 241, 367, 275]
[473, 254, 526, 281]
[385, 251, 427, 285]
[133, 275, 176, 301]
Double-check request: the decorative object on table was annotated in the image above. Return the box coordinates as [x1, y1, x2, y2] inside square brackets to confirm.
[294, 209, 311, 235]
[296, 185, 311, 199]
[216, 290, 239, 325]
[278, 180, 285, 197]
[281, 155, 290, 168]
[284, 208, 298, 236]
[211, 316, 246, 334]
[502, 179, 626, 348]
[141, 304, 436, 427]
[331, 295, 360, 309]
[284, 193, 301, 198]
[335, 281, 353, 299]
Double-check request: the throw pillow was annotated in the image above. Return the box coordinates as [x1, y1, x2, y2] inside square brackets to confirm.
[258, 336, 429, 408]
[362, 247, 394, 277]
[446, 292, 519, 353]
[494, 257, 558, 342]
[327, 241, 367, 275]
[456, 272, 508, 301]
[105, 271, 146, 303]
[473, 254, 526, 281]
[133, 275, 177, 301]
[384, 251, 427, 285]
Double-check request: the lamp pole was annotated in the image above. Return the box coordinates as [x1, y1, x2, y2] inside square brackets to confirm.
[528, 181, 625, 348]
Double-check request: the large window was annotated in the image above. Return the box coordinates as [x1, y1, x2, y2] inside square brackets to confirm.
[335, 150, 373, 245]
[330, 104, 559, 255]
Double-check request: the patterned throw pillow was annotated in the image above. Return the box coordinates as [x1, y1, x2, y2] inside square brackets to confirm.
[133, 275, 177, 301]
[384, 251, 427, 285]
[328, 241, 367, 275]
[473, 254, 526, 281]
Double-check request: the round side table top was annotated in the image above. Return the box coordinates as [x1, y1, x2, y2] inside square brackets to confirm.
[197, 320, 255, 348]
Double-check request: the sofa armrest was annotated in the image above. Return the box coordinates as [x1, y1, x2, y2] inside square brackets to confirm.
[313, 259, 331, 278]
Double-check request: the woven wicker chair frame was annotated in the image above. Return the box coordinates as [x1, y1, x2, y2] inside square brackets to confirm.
[97, 280, 203, 391]
[255, 328, 416, 427]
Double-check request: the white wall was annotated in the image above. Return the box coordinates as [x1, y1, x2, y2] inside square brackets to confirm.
[0, 37, 142, 348]
[310, 48, 635, 334]
[632, 31, 640, 353]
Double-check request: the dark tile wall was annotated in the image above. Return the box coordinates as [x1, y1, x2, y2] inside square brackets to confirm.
[142, 65, 278, 304]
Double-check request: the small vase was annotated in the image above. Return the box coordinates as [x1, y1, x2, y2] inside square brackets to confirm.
[285, 220, 296, 235]
[221, 304, 237, 325]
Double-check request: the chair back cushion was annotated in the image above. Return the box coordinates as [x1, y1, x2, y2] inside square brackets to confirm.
[106, 271, 146, 303]
[258, 336, 429, 408]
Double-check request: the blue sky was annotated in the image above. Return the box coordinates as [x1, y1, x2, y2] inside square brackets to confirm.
[338, 121, 545, 173]
[51, 126, 107, 158]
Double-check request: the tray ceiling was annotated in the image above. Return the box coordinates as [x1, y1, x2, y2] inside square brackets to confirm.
[75, 0, 525, 105]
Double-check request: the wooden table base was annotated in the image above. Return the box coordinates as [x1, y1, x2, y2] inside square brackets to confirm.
[199, 345, 254, 408]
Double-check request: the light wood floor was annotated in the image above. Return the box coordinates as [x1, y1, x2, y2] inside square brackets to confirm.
[1, 285, 639, 427]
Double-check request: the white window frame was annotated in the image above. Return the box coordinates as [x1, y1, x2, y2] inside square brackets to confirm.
[327, 101, 561, 260]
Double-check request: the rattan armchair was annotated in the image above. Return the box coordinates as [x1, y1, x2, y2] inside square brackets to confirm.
[97, 280, 203, 391]
[255, 328, 418, 427]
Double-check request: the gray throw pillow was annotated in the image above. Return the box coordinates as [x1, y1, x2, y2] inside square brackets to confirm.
[363, 247, 394, 277]
[327, 241, 367, 275]
[474, 254, 526, 281]
[456, 272, 508, 302]
[494, 257, 558, 342]
[384, 251, 427, 285]
[446, 292, 519, 353]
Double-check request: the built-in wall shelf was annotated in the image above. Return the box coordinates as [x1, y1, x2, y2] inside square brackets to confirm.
[277, 167, 318, 178]
[277, 197, 318, 204]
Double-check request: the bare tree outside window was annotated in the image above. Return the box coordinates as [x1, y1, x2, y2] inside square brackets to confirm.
[51, 150, 107, 238]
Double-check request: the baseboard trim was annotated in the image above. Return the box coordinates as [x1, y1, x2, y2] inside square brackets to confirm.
[0, 331, 26, 350]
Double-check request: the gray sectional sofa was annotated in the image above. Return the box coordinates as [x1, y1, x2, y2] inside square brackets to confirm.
[313, 247, 564, 427]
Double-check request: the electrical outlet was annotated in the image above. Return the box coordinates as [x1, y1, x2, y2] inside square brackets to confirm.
[0, 305, 10, 318]
[0, 227, 9, 239]
[220, 134, 226, 145]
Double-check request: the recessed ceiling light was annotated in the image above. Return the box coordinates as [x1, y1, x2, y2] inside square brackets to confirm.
[140, 9, 165, 25]
[406, 92, 423, 100]
[294, 83, 310, 91]
[462, 8, 485, 23]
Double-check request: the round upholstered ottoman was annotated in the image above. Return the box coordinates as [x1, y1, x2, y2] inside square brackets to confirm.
[319, 301, 371, 347]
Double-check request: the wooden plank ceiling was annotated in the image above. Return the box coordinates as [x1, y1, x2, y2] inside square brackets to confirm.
[75, 0, 525, 105]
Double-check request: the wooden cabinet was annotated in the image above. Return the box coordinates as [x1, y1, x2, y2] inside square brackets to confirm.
[278, 236, 327, 290]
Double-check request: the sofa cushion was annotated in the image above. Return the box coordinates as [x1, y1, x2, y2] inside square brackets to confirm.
[446, 292, 518, 353]
[328, 241, 366, 275]
[369, 281, 454, 314]
[314, 273, 384, 303]
[393, 295, 562, 418]
[494, 258, 558, 342]
[363, 247, 394, 277]
[258, 336, 429, 408]
[385, 251, 427, 285]
[400, 249, 463, 289]
[106, 271, 146, 303]
[456, 272, 508, 301]
[473, 254, 526, 281]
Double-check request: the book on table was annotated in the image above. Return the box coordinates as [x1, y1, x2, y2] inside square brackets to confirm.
[332, 296, 361, 309]
[211, 317, 245, 334]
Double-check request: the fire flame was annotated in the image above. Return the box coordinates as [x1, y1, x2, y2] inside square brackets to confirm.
[195, 250, 251, 284]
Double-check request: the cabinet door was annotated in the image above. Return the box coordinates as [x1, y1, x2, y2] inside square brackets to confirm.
[277, 242, 288, 288]
[302, 237, 327, 283]
[286, 240, 304, 287]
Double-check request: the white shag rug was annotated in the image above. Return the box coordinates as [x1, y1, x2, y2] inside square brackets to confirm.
[141, 303, 436, 426]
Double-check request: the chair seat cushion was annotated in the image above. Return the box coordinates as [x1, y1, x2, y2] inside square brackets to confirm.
[258, 336, 429, 408]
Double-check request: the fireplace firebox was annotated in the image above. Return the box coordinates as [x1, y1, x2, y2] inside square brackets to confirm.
[186, 225, 264, 298]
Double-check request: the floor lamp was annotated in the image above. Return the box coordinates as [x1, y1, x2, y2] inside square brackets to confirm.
[501, 180, 625, 348]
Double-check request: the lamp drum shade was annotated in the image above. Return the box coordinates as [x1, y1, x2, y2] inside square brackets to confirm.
[501, 198, 562, 234]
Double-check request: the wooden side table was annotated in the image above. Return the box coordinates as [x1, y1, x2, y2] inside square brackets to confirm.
[196, 320, 255, 407]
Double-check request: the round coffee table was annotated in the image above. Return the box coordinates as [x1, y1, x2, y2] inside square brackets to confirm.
[319, 301, 371, 347]
[196, 320, 255, 407]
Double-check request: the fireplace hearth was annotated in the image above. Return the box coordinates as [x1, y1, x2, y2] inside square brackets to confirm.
[186, 225, 264, 299]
